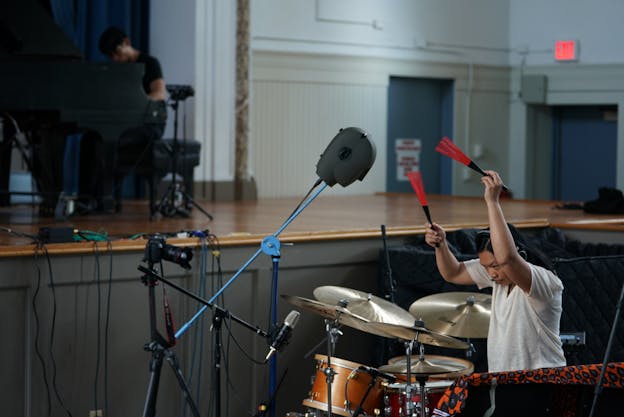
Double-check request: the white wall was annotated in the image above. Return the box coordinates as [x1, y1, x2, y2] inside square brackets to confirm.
[151, 0, 624, 198]
[252, 0, 510, 65]
[151, 0, 238, 184]
[510, 0, 624, 66]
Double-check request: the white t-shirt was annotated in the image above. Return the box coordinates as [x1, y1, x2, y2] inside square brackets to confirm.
[464, 259, 567, 372]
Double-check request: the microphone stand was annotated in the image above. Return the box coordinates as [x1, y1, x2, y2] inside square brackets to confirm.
[588, 276, 624, 417]
[174, 181, 329, 417]
[156, 95, 213, 220]
[138, 265, 269, 417]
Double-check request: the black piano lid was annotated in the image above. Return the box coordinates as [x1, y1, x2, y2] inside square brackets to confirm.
[0, 0, 83, 60]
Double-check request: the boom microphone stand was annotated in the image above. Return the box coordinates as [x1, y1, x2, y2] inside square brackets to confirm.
[137, 264, 269, 417]
[156, 85, 213, 220]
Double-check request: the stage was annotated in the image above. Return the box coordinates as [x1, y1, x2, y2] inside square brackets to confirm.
[2, 193, 623, 254]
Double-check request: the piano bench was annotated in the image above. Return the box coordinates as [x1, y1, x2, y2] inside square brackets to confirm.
[114, 138, 201, 216]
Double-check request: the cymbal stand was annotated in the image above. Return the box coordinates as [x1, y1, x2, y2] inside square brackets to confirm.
[403, 339, 428, 417]
[324, 315, 343, 417]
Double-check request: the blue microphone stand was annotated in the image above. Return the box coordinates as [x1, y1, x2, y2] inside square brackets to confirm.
[175, 181, 328, 417]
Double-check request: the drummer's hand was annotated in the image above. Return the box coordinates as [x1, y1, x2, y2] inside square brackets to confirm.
[481, 170, 503, 204]
[425, 222, 446, 248]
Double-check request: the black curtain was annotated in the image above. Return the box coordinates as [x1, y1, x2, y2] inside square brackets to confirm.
[47, 0, 150, 61]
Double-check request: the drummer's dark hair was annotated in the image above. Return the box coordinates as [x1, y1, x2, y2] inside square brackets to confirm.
[475, 225, 553, 271]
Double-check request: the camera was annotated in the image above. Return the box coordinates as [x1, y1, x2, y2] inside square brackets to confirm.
[144, 235, 193, 270]
[166, 84, 195, 101]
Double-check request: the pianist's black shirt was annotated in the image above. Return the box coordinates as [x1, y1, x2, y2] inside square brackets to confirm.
[137, 53, 163, 96]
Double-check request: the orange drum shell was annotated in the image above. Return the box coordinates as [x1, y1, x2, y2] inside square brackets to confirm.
[302, 354, 383, 417]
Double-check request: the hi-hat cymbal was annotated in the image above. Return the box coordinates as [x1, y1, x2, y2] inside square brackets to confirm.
[409, 292, 492, 338]
[313, 286, 414, 326]
[379, 355, 474, 379]
[364, 322, 469, 350]
[280, 294, 373, 334]
[380, 358, 458, 376]
[385, 354, 474, 380]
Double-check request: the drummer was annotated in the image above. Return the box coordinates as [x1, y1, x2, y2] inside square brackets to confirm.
[424, 170, 566, 373]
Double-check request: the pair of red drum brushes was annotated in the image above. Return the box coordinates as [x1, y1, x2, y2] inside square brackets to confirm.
[406, 136, 510, 230]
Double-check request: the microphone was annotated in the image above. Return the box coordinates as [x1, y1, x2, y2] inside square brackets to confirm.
[316, 127, 376, 187]
[265, 310, 300, 361]
[358, 365, 397, 383]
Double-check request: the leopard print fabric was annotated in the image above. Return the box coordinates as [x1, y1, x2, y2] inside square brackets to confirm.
[434, 362, 624, 416]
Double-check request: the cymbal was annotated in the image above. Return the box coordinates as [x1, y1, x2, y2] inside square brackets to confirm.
[380, 358, 459, 376]
[364, 322, 469, 350]
[313, 286, 414, 326]
[280, 294, 373, 334]
[385, 354, 474, 380]
[409, 292, 491, 338]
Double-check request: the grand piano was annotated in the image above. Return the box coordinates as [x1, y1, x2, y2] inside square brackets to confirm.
[0, 0, 167, 215]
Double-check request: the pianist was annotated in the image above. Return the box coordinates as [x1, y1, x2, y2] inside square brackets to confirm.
[98, 26, 167, 211]
[424, 171, 567, 373]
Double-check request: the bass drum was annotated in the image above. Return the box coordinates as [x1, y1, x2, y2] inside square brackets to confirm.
[302, 354, 383, 416]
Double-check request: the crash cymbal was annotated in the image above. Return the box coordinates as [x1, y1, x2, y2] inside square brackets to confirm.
[280, 294, 373, 334]
[313, 286, 414, 326]
[379, 358, 459, 376]
[409, 292, 491, 339]
[364, 322, 469, 350]
[386, 354, 474, 380]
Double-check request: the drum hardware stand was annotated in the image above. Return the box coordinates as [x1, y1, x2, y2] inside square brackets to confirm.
[137, 263, 269, 417]
[155, 87, 213, 220]
[403, 338, 430, 417]
[323, 316, 343, 417]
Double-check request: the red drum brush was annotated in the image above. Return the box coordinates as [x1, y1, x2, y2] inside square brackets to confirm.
[435, 136, 510, 192]
[406, 170, 434, 225]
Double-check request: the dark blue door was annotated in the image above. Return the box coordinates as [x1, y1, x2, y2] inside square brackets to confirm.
[552, 106, 617, 201]
[387, 77, 453, 194]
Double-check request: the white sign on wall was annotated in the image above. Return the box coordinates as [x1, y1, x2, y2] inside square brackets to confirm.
[395, 138, 421, 180]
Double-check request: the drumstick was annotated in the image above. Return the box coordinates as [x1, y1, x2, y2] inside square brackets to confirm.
[435, 136, 510, 192]
[406, 171, 439, 248]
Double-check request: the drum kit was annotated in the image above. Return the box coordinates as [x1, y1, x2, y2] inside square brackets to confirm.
[282, 286, 492, 417]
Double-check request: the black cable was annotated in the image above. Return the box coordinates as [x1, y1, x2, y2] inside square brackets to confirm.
[284, 178, 323, 221]
[32, 247, 52, 417]
[41, 245, 74, 417]
[93, 243, 102, 413]
[0, 226, 38, 242]
[104, 240, 113, 417]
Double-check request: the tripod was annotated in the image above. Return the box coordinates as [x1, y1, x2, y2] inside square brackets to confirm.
[140, 262, 201, 417]
[155, 92, 213, 220]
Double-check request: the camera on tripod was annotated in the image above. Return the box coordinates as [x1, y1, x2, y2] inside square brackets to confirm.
[166, 84, 195, 101]
[144, 235, 193, 270]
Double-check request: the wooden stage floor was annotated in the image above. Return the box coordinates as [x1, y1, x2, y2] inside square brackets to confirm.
[1, 193, 623, 255]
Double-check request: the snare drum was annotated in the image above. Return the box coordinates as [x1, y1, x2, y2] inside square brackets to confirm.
[383, 380, 452, 417]
[302, 354, 383, 417]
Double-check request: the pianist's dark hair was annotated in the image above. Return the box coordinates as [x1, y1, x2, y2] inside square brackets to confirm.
[99, 26, 127, 56]
[475, 224, 554, 272]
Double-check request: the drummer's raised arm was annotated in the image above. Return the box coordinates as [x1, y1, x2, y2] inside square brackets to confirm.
[425, 222, 474, 285]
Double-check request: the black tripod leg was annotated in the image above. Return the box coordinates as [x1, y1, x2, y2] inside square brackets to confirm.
[183, 190, 214, 220]
[164, 349, 202, 417]
[142, 346, 165, 417]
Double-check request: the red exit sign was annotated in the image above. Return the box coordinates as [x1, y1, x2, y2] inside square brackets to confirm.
[554, 40, 579, 62]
